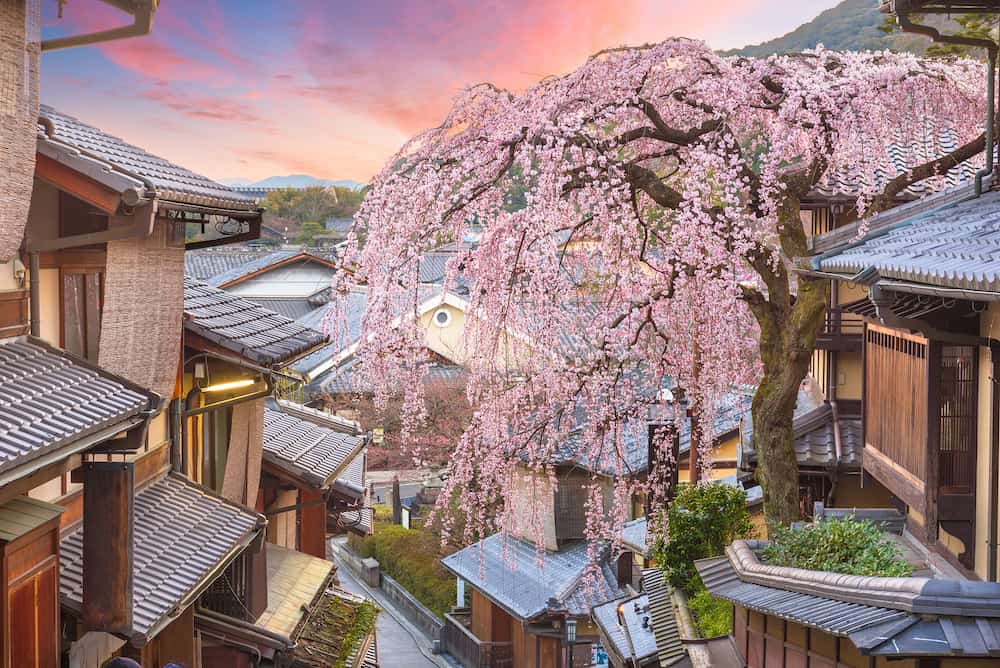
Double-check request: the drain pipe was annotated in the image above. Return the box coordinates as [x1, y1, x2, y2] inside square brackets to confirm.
[42, 0, 158, 52]
[28, 252, 39, 338]
[990, 349, 1000, 581]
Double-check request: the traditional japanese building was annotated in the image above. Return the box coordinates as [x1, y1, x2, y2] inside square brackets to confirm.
[0, 95, 382, 666]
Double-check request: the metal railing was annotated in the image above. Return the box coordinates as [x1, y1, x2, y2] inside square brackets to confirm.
[442, 611, 514, 668]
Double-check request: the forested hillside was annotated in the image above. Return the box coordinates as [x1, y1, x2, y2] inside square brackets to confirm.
[727, 0, 948, 56]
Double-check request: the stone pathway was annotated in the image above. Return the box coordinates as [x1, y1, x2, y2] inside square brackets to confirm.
[330, 536, 452, 668]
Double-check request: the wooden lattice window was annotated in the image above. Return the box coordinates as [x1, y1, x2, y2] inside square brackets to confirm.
[864, 324, 928, 479]
[939, 345, 977, 493]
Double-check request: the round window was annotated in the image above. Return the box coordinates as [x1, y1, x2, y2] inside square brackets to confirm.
[433, 308, 452, 327]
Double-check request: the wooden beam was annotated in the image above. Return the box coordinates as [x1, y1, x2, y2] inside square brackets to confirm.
[863, 444, 925, 514]
[34, 153, 120, 215]
[82, 461, 134, 634]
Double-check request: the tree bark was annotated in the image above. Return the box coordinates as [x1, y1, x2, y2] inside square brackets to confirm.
[747, 194, 829, 532]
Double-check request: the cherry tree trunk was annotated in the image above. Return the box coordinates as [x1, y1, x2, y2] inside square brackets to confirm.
[753, 273, 829, 533]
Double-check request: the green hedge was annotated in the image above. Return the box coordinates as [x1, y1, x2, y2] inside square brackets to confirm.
[349, 522, 456, 618]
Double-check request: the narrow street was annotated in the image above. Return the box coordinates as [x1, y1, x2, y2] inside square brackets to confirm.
[330, 537, 448, 668]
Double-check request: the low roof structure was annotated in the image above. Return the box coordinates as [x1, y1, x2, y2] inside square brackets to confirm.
[0, 337, 159, 483]
[184, 276, 328, 367]
[698, 536, 1000, 658]
[60, 473, 265, 646]
[262, 399, 366, 493]
[441, 533, 625, 621]
[184, 248, 280, 282]
[38, 105, 258, 218]
[742, 400, 861, 473]
[592, 592, 661, 667]
[204, 249, 338, 288]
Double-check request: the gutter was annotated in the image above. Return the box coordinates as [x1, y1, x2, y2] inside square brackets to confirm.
[42, 0, 157, 52]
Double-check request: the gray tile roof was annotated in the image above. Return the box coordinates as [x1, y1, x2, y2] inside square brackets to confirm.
[38, 105, 257, 212]
[0, 338, 158, 478]
[642, 569, 689, 667]
[263, 401, 365, 490]
[205, 249, 337, 287]
[441, 533, 625, 620]
[808, 132, 978, 202]
[184, 276, 328, 366]
[184, 249, 278, 281]
[316, 358, 468, 396]
[251, 297, 318, 321]
[696, 555, 916, 645]
[592, 593, 659, 665]
[816, 188, 1000, 293]
[620, 517, 649, 556]
[697, 539, 1000, 658]
[60, 473, 264, 644]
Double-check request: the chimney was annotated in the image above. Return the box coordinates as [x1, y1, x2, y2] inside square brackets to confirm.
[82, 461, 134, 633]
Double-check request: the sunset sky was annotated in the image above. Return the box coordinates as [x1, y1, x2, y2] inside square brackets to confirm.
[41, 0, 841, 183]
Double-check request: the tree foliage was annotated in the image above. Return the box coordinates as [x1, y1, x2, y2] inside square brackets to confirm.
[339, 38, 984, 547]
[652, 483, 753, 592]
[263, 185, 364, 237]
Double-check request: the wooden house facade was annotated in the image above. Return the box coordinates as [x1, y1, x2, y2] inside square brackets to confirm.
[0, 94, 379, 667]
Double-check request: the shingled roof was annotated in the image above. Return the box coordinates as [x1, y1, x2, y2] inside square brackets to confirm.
[815, 187, 1000, 294]
[60, 473, 264, 645]
[184, 276, 328, 366]
[38, 105, 257, 213]
[184, 248, 278, 281]
[0, 337, 159, 481]
[204, 249, 337, 288]
[441, 533, 625, 620]
[262, 400, 366, 491]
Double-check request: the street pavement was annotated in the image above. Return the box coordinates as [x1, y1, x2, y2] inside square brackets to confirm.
[330, 536, 451, 668]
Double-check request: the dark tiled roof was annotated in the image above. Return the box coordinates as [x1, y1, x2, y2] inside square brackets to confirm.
[620, 517, 649, 556]
[816, 188, 1000, 293]
[206, 249, 337, 287]
[252, 297, 318, 321]
[38, 105, 256, 212]
[184, 249, 277, 281]
[592, 592, 659, 664]
[697, 540, 1000, 658]
[184, 276, 328, 366]
[696, 555, 915, 644]
[263, 401, 365, 490]
[808, 132, 978, 202]
[0, 338, 157, 477]
[642, 569, 688, 667]
[60, 473, 264, 643]
[441, 533, 625, 620]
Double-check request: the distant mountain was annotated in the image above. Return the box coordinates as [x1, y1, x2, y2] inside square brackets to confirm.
[725, 0, 947, 57]
[220, 174, 365, 190]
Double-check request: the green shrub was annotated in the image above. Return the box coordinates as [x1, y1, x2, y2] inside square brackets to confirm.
[762, 517, 912, 577]
[687, 587, 731, 638]
[346, 513, 456, 618]
[652, 482, 754, 592]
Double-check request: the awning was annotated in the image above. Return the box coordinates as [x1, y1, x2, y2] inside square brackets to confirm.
[0, 337, 159, 484]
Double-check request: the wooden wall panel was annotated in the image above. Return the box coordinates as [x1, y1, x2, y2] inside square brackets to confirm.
[298, 489, 327, 559]
[865, 324, 929, 480]
[471, 590, 492, 642]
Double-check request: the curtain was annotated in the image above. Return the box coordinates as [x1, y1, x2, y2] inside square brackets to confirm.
[98, 222, 184, 399]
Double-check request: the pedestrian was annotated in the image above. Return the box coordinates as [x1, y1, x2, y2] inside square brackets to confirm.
[101, 659, 141, 668]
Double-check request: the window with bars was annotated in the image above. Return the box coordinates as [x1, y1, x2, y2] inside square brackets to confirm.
[939, 345, 977, 493]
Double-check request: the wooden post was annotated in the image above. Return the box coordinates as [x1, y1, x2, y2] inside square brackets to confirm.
[925, 341, 942, 545]
[391, 476, 402, 525]
[82, 461, 134, 633]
